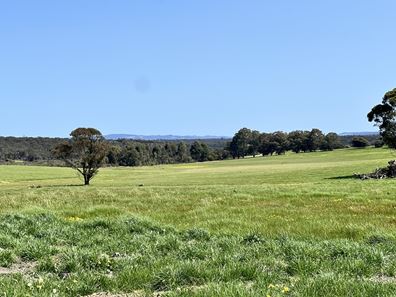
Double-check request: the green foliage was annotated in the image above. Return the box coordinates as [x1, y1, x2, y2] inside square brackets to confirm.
[0, 137, 65, 162]
[229, 128, 342, 157]
[374, 139, 384, 148]
[351, 137, 370, 148]
[53, 128, 109, 185]
[0, 250, 16, 267]
[306, 128, 325, 152]
[229, 128, 253, 158]
[190, 141, 210, 162]
[0, 132, 379, 168]
[248, 130, 261, 157]
[288, 130, 308, 153]
[0, 137, 229, 167]
[322, 132, 343, 151]
[269, 131, 289, 155]
[368, 88, 396, 149]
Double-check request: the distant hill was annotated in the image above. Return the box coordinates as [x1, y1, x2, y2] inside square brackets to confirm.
[106, 132, 380, 140]
[105, 134, 230, 140]
[339, 132, 379, 136]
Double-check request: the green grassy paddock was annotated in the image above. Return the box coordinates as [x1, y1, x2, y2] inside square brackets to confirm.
[1, 147, 396, 238]
[1, 147, 396, 296]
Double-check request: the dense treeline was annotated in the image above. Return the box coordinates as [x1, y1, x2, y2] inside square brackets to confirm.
[0, 137, 228, 165]
[339, 134, 380, 147]
[107, 139, 229, 166]
[226, 128, 378, 158]
[0, 131, 380, 166]
[0, 137, 64, 161]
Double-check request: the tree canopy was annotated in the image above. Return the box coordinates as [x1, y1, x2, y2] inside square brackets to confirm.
[368, 88, 396, 149]
[351, 137, 369, 148]
[53, 128, 109, 185]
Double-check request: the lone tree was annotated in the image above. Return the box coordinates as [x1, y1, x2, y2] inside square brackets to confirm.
[368, 88, 396, 148]
[53, 128, 109, 185]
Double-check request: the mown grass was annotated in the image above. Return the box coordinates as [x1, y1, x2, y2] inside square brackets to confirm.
[1, 147, 396, 296]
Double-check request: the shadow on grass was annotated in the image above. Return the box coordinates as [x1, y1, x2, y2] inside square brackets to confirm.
[36, 184, 85, 188]
[325, 175, 357, 180]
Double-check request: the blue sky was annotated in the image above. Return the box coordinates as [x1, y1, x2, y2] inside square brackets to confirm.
[1, 1, 395, 137]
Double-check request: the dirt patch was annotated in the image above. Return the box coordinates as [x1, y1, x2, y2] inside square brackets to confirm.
[85, 283, 247, 297]
[85, 292, 145, 297]
[370, 275, 396, 283]
[0, 260, 37, 275]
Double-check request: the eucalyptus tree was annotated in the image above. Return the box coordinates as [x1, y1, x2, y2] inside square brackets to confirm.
[368, 88, 396, 149]
[53, 128, 109, 185]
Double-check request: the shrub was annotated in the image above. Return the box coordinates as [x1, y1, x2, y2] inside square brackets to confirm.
[351, 137, 369, 148]
[374, 139, 384, 148]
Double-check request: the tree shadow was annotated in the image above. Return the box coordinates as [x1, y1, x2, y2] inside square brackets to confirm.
[325, 175, 357, 180]
[35, 184, 85, 188]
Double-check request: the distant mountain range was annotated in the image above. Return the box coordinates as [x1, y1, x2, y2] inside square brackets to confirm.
[339, 132, 379, 136]
[105, 132, 379, 141]
[105, 134, 230, 140]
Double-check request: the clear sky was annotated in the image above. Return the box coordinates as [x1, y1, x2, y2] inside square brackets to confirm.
[1, 1, 395, 137]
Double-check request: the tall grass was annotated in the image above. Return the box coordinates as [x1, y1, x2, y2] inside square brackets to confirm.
[0, 214, 396, 296]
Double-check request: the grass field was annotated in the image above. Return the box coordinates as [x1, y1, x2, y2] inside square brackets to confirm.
[1, 148, 396, 296]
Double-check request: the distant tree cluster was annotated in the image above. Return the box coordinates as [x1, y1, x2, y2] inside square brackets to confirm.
[227, 128, 343, 158]
[107, 140, 227, 166]
[338, 134, 379, 147]
[0, 137, 65, 162]
[0, 136, 229, 166]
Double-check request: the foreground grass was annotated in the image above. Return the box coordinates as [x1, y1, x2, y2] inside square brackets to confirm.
[1, 147, 396, 295]
[1, 213, 396, 296]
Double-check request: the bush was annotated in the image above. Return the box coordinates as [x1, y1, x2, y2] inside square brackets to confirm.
[351, 137, 369, 148]
[374, 139, 384, 148]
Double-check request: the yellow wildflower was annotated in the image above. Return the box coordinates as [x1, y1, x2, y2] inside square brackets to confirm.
[66, 216, 83, 222]
[35, 277, 44, 289]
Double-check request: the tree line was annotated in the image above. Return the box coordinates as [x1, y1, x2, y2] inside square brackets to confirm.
[50, 127, 381, 185]
[52, 128, 230, 185]
[0, 131, 379, 165]
[0, 136, 229, 165]
[107, 139, 229, 166]
[227, 128, 345, 158]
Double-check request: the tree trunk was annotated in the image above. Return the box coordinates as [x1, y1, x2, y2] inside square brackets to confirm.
[84, 175, 90, 185]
